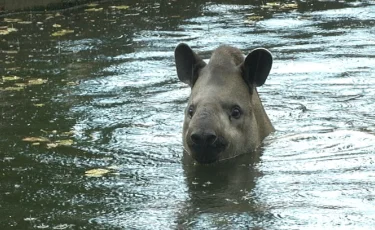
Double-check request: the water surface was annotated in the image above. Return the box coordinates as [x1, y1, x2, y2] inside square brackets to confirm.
[1, 0, 375, 229]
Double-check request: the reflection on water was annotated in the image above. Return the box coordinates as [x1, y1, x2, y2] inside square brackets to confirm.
[1, 1, 375, 229]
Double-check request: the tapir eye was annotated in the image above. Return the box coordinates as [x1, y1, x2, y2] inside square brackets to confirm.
[231, 106, 242, 119]
[188, 105, 194, 118]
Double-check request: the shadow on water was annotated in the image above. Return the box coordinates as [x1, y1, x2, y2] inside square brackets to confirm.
[177, 149, 272, 229]
[1, 0, 375, 229]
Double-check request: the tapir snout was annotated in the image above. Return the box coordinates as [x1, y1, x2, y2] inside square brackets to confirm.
[175, 43, 274, 164]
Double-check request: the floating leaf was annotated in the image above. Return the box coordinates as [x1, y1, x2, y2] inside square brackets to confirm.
[244, 15, 264, 23]
[15, 83, 27, 87]
[61, 131, 75, 136]
[87, 3, 99, 7]
[46, 143, 59, 149]
[266, 2, 281, 6]
[18, 21, 32, 24]
[1, 86, 25, 91]
[52, 24, 61, 28]
[46, 139, 74, 148]
[0, 27, 18, 35]
[2, 76, 20, 81]
[4, 18, 22, 23]
[85, 7, 103, 12]
[85, 168, 110, 177]
[23, 137, 50, 142]
[32, 142, 40, 146]
[51, 29, 74, 37]
[247, 15, 263, 21]
[110, 5, 130, 10]
[281, 3, 298, 9]
[57, 139, 74, 146]
[28, 78, 48, 85]
[66, 81, 79, 86]
[107, 165, 120, 170]
[2, 50, 18, 54]
[24, 217, 37, 221]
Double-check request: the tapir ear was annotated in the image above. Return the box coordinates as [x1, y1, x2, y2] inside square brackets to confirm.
[241, 48, 273, 88]
[174, 43, 206, 87]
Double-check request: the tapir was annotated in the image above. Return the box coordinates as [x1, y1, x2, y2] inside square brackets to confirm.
[174, 43, 274, 164]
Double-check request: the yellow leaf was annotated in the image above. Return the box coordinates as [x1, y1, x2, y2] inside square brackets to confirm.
[7, 27, 17, 32]
[51, 29, 74, 37]
[18, 21, 32, 24]
[4, 18, 22, 23]
[0, 30, 10, 35]
[85, 168, 110, 177]
[46, 143, 59, 148]
[66, 81, 79, 86]
[87, 3, 99, 7]
[2, 86, 24, 91]
[266, 2, 281, 6]
[110, 5, 130, 10]
[22, 137, 50, 142]
[107, 165, 120, 170]
[85, 7, 103, 12]
[2, 50, 18, 54]
[0, 27, 18, 35]
[32, 142, 40, 146]
[28, 78, 47, 85]
[246, 15, 263, 21]
[57, 139, 74, 146]
[2, 76, 20, 81]
[33, 103, 45, 107]
[281, 3, 298, 9]
[61, 131, 75, 136]
[52, 24, 61, 28]
[15, 83, 27, 87]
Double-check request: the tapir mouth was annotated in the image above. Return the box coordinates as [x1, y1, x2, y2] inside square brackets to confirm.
[187, 137, 228, 164]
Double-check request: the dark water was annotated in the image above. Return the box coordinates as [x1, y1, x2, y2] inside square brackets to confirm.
[1, 0, 375, 229]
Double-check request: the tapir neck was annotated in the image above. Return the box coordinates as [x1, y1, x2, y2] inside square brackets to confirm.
[252, 89, 275, 141]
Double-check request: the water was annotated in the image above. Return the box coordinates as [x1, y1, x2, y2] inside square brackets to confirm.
[1, 0, 375, 229]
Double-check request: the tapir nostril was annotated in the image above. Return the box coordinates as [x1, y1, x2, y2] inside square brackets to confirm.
[190, 131, 217, 146]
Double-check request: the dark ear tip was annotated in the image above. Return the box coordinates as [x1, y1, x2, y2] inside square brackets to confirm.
[175, 43, 191, 52]
[252, 48, 273, 60]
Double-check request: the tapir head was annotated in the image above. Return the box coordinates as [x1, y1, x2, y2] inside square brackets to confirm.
[175, 43, 274, 164]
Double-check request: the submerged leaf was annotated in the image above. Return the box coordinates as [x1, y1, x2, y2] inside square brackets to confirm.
[85, 168, 110, 177]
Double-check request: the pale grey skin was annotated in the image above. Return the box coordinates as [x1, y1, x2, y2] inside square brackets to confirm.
[175, 43, 274, 164]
